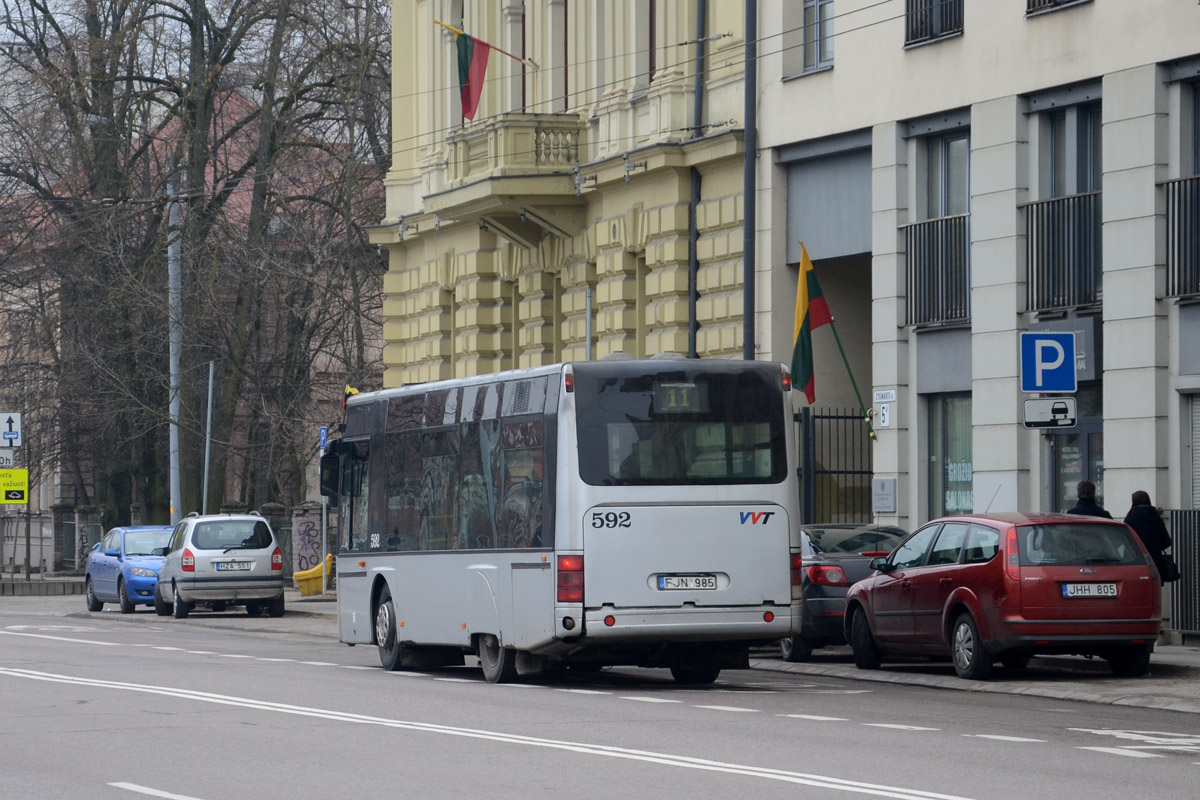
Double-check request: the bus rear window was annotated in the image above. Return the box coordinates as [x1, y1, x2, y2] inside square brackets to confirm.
[573, 362, 787, 486]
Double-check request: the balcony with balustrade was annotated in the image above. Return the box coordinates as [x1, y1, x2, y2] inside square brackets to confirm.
[904, 214, 970, 326]
[1166, 175, 1200, 299]
[1025, 192, 1102, 311]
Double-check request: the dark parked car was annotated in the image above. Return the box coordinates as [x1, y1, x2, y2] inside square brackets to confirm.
[845, 513, 1162, 679]
[85, 525, 174, 613]
[779, 523, 907, 661]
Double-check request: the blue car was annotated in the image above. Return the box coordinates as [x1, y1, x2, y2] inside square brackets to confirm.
[85, 526, 174, 613]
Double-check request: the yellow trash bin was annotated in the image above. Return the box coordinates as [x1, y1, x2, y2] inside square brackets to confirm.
[294, 553, 334, 597]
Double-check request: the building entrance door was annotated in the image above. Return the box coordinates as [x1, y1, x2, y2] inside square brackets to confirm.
[1051, 418, 1105, 513]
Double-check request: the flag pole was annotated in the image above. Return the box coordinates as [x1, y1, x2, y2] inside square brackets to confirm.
[435, 20, 539, 69]
[827, 319, 876, 440]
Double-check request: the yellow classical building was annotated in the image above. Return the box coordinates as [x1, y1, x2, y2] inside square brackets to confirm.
[372, 1, 753, 386]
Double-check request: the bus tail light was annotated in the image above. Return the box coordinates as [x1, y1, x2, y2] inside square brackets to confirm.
[557, 554, 583, 603]
[790, 553, 804, 586]
[563, 367, 574, 393]
[271, 547, 283, 571]
[182, 548, 195, 572]
[1005, 527, 1020, 582]
[782, 369, 792, 392]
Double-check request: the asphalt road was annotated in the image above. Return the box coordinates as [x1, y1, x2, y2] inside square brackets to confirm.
[2, 596, 1198, 800]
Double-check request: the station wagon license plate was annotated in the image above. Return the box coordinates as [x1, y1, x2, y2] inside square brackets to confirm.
[1062, 582, 1117, 598]
[658, 574, 716, 590]
[216, 561, 251, 572]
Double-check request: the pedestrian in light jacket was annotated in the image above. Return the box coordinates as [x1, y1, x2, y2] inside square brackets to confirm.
[1066, 480, 1112, 519]
[1124, 490, 1172, 582]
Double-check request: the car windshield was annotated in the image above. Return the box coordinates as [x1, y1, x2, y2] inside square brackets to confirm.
[806, 526, 906, 555]
[192, 520, 273, 551]
[1016, 523, 1145, 567]
[125, 531, 172, 556]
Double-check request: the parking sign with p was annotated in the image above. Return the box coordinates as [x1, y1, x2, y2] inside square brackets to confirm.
[1021, 332, 1077, 393]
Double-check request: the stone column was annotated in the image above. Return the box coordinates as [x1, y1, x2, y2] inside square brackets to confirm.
[970, 95, 1031, 511]
[1101, 65, 1169, 509]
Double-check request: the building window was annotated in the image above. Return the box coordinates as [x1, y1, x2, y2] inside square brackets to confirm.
[928, 394, 972, 518]
[803, 0, 834, 73]
[1166, 83, 1200, 297]
[1027, 101, 1102, 310]
[1026, 0, 1093, 16]
[905, 0, 963, 46]
[906, 131, 970, 325]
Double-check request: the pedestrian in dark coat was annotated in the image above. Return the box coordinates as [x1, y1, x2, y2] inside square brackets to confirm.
[1124, 490, 1172, 582]
[1066, 480, 1112, 519]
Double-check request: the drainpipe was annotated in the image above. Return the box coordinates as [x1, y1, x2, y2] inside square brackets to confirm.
[688, 0, 708, 359]
[742, 0, 757, 360]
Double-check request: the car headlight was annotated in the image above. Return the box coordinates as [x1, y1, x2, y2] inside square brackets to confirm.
[130, 567, 158, 578]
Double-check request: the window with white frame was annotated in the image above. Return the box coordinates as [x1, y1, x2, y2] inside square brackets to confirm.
[928, 393, 973, 517]
[1049, 103, 1102, 197]
[927, 132, 970, 218]
[905, 127, 970, 325]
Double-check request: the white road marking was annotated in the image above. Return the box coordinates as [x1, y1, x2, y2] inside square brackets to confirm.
[4, 668, 981, 800]
[0, 630, 119, 646]
[621, 696, 682, 703]
[695, 705, 758, 713]
[185, 651, 217, 655]
[151, 647, 187, 652]
[497, 683, 544, 689]
[1077, 747, 1163, 758]
[781, 714, 848, 722]
[342, 665, 376, 670]
[557, 688, 611, 695]
[255, 657, 294, 662]
[298, 661, 337, 666]
[962, 735, 1046, 743]
[109, 782, 207, 799]
[863, 724, 940, 731]
[433, 677, 477, 683]
[219, 654, 255, 659]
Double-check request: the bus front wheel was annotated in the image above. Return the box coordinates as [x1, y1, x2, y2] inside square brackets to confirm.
[375, 588, 407, 671]
[478, 634, 518, 683]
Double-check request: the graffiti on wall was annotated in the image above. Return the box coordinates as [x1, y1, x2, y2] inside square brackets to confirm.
[290, 506, 325, 573]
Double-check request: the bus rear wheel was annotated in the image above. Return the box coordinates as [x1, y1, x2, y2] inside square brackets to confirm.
[478, 633, 518, 683]
[375, 588, 407, 671]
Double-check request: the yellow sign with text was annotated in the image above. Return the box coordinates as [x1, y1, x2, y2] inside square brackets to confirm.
[0, 468, 28, 504]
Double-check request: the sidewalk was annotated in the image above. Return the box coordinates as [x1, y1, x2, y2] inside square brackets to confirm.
[749, 644, 1200, 715]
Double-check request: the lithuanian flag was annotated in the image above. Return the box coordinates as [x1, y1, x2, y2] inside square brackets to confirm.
[437, 21, 491, 121]
[791, 243, 832, 405]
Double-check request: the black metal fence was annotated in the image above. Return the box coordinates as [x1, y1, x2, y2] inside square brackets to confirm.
[905, 0, 964, 45]
[905, 214, 970, 325]
[1026, 0, 1088, 13]
[1165, 175, 1200, 298]
[1026, 191, 1102, 310]
[798, 408, 874, 524]
[1168, 509, 1200, 635]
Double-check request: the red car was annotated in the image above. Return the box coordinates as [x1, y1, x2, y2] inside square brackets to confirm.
[844, 513, 1162, 679]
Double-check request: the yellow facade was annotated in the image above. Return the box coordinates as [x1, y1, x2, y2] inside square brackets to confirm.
[373, 1, 748, 386]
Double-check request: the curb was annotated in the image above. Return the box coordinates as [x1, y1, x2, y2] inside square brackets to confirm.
[749, 657, 1200, 715]
[1, 579, 86, 597]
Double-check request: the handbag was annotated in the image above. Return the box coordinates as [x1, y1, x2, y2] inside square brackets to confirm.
[1160, 551, 1181, 584]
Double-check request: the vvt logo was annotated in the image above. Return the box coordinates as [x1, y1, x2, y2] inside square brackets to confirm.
[739, 511, 775, 525]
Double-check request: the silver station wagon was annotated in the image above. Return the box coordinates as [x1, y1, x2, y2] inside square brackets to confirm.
[154, 512, 285, 618]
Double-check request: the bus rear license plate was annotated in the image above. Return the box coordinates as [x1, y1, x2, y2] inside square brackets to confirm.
[217, 562, 252, 572]
[1062, 582, 1117, 598]
[658, 575, 716, 590]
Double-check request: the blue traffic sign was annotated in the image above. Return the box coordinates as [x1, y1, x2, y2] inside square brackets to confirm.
[319, 426, 328, 450]
[1020, 332, 1076, 393]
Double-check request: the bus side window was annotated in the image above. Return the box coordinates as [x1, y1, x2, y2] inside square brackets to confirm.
[385, 431, 422, 552]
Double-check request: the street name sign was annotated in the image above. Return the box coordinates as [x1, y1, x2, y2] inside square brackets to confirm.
[1020, 332, 1077, 393]
[1023, 397, 1077, 429]
[0, 468, 28, 503]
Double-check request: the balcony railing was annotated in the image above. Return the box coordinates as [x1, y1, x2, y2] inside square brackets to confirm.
[444, 113, 585, 188]
[1025, 192, 1101, 311]
[904, 214, 970, 325]
[906, 0, 964, 46]
[1166, 175, 1200, 298]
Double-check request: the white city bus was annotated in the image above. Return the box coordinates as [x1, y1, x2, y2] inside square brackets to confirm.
[320, 357, 803, 684]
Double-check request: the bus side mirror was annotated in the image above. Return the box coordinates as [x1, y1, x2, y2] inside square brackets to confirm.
[319, 453, 340, 506]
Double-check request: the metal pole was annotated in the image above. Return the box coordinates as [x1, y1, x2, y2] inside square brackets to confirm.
[585, 285, 594, 360]
[320, 496, 328, 596]
[202, 360, 214, 514]
[742, 0, 757, 360]
[168, 169, 182, 523]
